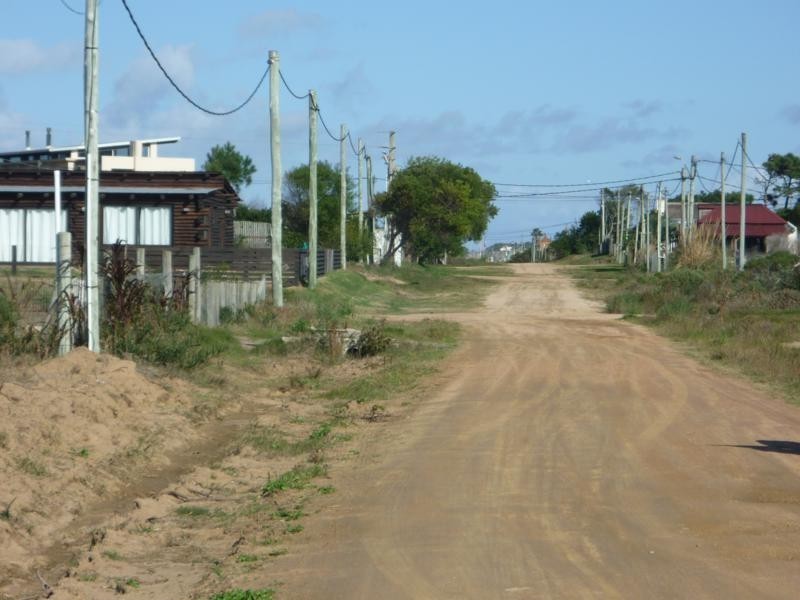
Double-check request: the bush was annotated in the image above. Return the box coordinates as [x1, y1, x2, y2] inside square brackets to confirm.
[352, 321, 391, 357]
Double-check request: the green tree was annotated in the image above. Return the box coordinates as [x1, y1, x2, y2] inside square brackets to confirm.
[375, 156, 497, 264]
[235, 204, 270, 222]
[202, 142, 256, 193]
[282, 162, 369, 258]
[762, 153, 800, 209]
[549, 210, 602, 258]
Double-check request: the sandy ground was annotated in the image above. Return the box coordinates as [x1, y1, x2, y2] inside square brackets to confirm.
[255, 263, 800, 599]
[3, 264, 799, 599]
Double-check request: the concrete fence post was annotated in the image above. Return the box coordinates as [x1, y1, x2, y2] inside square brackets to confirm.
[188, 247, 202, 323]
[56, 232, 73, 356]
[11, 245, 17, 275]
[162, 249, 173, 299]
[136, 247, 146, 279]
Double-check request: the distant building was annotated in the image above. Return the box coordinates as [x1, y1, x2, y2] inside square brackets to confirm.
[0, 135, 195, 173]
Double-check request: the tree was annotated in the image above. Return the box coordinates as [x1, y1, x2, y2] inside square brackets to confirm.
[235, 204, 270, 222]
[762, 153, 800, 210]
[549, 210, 602, 258]
[202, 142, 256, 193]
[375, 156, 497, 264]
[282, 162, 369, 258]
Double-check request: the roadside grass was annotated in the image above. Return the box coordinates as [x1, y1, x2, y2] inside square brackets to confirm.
[568, 253, 800, 402]
[210, 590, 275, 600]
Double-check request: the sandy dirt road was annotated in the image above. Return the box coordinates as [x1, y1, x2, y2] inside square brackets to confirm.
[266, 263, 800, 599]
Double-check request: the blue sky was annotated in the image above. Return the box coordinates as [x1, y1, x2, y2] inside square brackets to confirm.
[1, 0, 798, 245]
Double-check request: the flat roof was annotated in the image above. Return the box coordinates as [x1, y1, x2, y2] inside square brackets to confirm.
[0, 184, 219, 195]
[0, 137, 181, 158]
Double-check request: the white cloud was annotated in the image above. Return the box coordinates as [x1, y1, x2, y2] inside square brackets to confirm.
[0, 39, 79, 74]
[104, 45, 195, 130]
[239, 9, 324, 38]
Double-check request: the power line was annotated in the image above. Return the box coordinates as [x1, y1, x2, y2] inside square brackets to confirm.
[59, 0, 83, 15]
[491, 171, 678, 189]
[120, 0, 269, 116]
[494, 178, 681, 199]
[279, 71, 310, 100]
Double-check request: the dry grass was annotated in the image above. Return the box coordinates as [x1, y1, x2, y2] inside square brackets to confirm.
[677, 224, 721, 269]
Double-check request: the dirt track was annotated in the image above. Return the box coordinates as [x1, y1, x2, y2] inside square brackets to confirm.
[267, 263, 800, 599]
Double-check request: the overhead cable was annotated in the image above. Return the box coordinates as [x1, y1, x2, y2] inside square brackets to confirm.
[120, 0, 269, 116]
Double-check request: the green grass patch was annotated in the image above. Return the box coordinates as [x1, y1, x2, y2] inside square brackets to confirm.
[261, 464, 327, 497]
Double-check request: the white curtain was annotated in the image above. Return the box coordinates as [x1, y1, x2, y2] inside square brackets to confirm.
[25, 209, 63, 262]
[103, 206, 137, 245]
[0, 208, 66, 262]
[138, 206, 171, 245]
[0, 209, 25, 262]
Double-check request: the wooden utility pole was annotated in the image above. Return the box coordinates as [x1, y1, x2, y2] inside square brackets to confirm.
[679, 166, 687, 242]
[358, 138, 364, 260]
[340, 124, 347, 270]
[664, 186, 670, 270]
[615, 190, 622, 263]
[269, 50, 283, 307]
[656, 183, 662, 273]
[84, 0, 101, 351]
[600, 189, 605, 252]
[308, 90, 318, 288]
[739, 132, 747, 271]
[688, 155, 697, 238]
[625, 192, 632, 261]
[366, 155, 374, 264]
[720, 151, 727, 270]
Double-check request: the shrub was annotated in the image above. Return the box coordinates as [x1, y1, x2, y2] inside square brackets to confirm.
[352, 321, 391, 357]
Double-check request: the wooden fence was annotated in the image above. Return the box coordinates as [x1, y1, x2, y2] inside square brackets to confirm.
[234, 220, 271, 248]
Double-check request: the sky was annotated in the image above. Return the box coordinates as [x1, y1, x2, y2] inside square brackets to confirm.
[1, 0, 799, 247]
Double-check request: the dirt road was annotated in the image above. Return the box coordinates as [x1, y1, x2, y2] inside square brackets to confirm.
[267, 264, 800, 599]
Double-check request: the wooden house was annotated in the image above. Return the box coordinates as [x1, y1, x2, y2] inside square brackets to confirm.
[0, 168, 239, 264]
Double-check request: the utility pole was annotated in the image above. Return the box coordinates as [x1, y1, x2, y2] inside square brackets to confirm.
[656, 182, 662, 273]
[340, 124, 347, 270]
[645, 186, 651, 271]
[720, 151, 727, 270]
[531, 230, 536, 263]
[269, 50, 283, 307]
[84, 0, 100, 352]
[664, 186, 670, 270]
[625, 192, 632, 261]
[679, 166, 687, 242]
[366, 155, 374, 264]
[308, 90, 318, 289]
[600, 189, 606, 252]
[388, 131, 397, 184]
[739, 132, 747, 271]
[358, 138, 364, 254]
[615, 190, 622, 263]
[688, 155, 697, 238]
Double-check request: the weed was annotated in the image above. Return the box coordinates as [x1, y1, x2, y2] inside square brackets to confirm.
[102, 549, 122, 561]
[16, 456, 47, 477]
[125, 578, 141, 589]
[274, 506, 304, 521]
[351, 321, 391, 357]
[77, 572, 98, 582]
[210, 589, 275, 600]
[71, 447, 89, 458]
[236, 554, 259, 563]
[286, 523, 304, 534]
[176, 505, 212, 518]
[317, 486, 335, 495]
[267, 548, 287, 557]
[262, 464, 327, 497]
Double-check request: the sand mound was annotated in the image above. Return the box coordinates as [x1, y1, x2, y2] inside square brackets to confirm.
[0, 348, 195, 587]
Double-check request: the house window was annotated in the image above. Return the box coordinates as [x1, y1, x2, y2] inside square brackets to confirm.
[103, 206, 171, 245]
[0, 208, 67, 262]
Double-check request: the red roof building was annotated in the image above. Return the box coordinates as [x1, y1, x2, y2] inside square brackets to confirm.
[697, 203, 790, 238]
